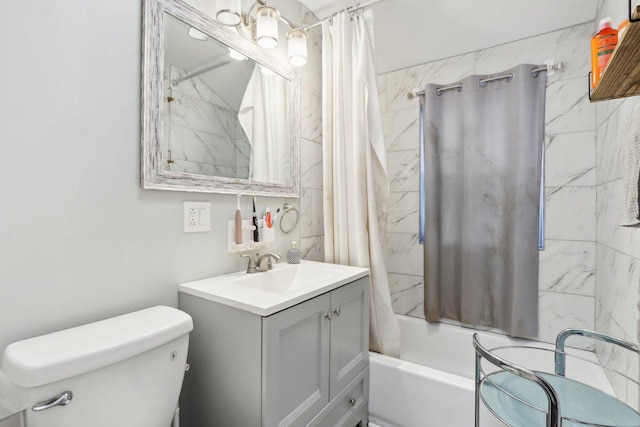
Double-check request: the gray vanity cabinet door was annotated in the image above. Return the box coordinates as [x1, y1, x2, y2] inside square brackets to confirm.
[262, 293, 331, 427]
[329, 278, 369, 400]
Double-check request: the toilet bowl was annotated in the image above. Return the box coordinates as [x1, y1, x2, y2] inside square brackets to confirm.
[1, 306, 193, 427]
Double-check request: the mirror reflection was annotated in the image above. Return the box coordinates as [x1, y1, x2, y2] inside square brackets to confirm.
[162, 12, 292, 186]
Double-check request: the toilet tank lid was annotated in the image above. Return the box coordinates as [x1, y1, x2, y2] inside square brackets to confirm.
[1, 306, 193, 388]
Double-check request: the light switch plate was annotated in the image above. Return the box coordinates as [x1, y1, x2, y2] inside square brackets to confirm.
[183, 201, 211, 232]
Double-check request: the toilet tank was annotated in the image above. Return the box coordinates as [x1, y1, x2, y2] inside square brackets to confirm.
[1, 306, 193, 427]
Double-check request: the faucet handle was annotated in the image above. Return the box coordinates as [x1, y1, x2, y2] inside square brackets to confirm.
[240, 254, 259, 274]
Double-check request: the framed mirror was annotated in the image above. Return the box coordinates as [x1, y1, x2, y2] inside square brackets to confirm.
[142, 0, 300, 197]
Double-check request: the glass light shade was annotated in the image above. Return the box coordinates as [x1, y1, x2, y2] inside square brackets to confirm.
[188, 27, 208, 41]
[229, 48, 248, 61]
[215, 0, 241, 26]
[256, 5, 279, 49]
[287, 29, 307, 67]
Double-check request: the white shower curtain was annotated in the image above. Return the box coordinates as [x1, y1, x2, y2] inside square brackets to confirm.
[322, 11, 401, 356]
[239, 65, 291, 184]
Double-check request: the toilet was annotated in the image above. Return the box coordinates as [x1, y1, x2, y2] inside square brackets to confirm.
[1, 306, 193, 427]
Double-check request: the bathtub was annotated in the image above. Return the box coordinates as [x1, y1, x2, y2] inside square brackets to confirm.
[368, 315, 614, 427]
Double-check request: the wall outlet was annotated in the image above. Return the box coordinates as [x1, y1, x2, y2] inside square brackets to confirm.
[184, 202, 211, 232]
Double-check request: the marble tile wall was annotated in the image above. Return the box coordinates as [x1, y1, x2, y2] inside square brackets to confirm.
[164, 66, 247, 178]
[379, 22, 598, 348]
[298, 17, 325, 262]
[593, 0, 640, 409]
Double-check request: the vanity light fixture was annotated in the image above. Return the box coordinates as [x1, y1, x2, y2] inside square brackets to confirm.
[217, 0, 308, 67]
[215, 0, 242, 26]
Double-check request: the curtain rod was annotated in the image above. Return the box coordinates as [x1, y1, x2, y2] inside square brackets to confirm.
[171, 61, 231, 86]
[407, 61, 563, 99]
[306, 0, 385, 30]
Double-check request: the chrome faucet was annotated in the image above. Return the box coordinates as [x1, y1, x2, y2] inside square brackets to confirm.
[257, 252, 282, 272]
[240, 252, 282, 274]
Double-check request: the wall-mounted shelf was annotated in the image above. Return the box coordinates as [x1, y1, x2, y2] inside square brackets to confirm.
[590, 5, 640, 102]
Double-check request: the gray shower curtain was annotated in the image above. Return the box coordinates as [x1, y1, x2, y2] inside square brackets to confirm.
[423, 64, 546, 337]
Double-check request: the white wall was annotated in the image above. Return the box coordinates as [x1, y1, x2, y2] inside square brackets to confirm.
[0, 0, 323, 352]
[378, 21, 598, 346]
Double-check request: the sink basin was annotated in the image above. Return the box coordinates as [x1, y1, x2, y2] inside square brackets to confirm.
[231, 263, 345, 294]
[179, 260, 369, 316]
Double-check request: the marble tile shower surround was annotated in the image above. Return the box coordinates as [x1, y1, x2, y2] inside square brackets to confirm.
[380, 21, 598, 348]
[377, 0, 640, 406]
[593, 0, 640, 408]
[539, 240, 596, 296]
[545, 186, 597, 241]
[596, 243, 640, 408]
[545, 132, 596, 187]
[298, 24, 325, 262]
[164, 66, 249, 179]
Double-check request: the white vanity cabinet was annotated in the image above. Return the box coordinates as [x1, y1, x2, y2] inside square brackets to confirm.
[179, 272, 370, 427]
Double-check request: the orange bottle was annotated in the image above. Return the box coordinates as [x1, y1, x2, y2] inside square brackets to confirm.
[619, 19, 630, 41]
[591, 17, 618, 89]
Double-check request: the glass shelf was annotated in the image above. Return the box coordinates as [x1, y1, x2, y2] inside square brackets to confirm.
[481, 371, 640, 427]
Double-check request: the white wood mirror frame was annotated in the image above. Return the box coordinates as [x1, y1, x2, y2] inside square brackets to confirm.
[142, 0, 300, 197]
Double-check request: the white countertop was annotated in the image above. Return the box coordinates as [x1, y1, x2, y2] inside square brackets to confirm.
[179, 260, 369, 316]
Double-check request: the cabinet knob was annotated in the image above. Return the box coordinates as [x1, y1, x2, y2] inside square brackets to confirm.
[333, 308, 342, 316]
[348, 398, 356, 406]
[325, 312, 333, 320]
